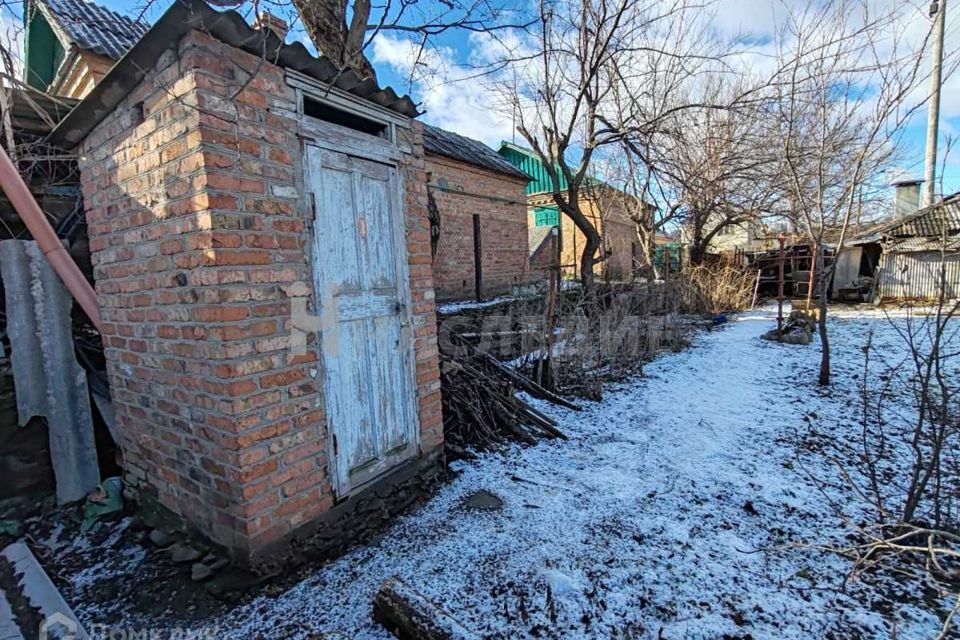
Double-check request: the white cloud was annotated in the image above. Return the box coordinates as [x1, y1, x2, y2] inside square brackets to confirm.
[371, 34, 516, 146]
[368, 0, 960, 175]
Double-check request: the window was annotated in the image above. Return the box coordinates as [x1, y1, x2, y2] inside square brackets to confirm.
[534, 206, 559, 227]
[303, 95, 387, 137]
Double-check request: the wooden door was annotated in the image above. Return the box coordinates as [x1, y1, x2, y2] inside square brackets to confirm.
[307, 145, 419, 496]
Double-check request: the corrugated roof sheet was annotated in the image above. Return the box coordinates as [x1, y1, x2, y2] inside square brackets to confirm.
[885, 236, 960, 253]
[40, 0, 149, 60]
[1, 89, 77, 135]
[423, 124, 529, 180]
[49, 0, 419, 148]
[882, 194, 960, 239]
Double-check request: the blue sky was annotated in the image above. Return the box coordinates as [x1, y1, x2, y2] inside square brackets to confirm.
[6, 0, 959, 195]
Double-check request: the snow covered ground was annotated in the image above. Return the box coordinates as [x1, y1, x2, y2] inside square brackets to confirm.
[198, 304, 949, 638]
[70, 304, 957, 638]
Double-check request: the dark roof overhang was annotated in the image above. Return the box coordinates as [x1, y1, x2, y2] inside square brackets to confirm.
[48, 0, 419, 149]
[423, 123, 530, 180]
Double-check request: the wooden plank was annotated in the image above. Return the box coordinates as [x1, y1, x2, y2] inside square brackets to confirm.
[374, 577, 476, 640]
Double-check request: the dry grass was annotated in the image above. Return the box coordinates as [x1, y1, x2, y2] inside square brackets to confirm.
[668, 262, 758, 315]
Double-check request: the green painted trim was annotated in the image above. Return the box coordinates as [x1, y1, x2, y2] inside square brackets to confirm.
[24, 8, 64, 90]
[498, 143, 569, 196]
[533, 205, 559, 227]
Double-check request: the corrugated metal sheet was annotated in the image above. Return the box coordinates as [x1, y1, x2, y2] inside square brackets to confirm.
[0, 240, 99, 503]
[877, 250, 960, 300]
[499, 143, 567, 195]
[886, 236, 960, 252]
[49, 0, 419, 148]
[882, 196, 960, 239]
[423, 125, 529, 180]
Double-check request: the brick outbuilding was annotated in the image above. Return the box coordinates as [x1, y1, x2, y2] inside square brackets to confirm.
[499, 143, 638, 282]
[49, 0, 443, 563]
[422, 125, 532, 301]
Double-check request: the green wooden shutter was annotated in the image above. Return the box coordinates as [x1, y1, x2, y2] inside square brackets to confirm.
[534, 206, 559, 227]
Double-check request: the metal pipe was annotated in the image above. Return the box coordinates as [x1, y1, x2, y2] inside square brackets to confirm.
[0, 145, 102, 332]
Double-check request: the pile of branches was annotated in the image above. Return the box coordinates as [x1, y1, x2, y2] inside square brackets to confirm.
[441, 346, 578, 460]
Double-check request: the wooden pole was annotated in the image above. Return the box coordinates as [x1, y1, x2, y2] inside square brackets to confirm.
[751, 269, 762, 309]
[777, 233, 786, 340]
[374, 577, 477, 640]
[472, 214, 482, 302]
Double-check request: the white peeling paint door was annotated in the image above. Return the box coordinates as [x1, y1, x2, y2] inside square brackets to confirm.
[307, 145, 419, 496]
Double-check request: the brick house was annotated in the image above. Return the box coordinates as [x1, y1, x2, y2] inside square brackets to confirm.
[422, 125, 532, 301]
[499, 143, 637, 281]
[23, 0, 148, 99]
[47, 0, 443, 563]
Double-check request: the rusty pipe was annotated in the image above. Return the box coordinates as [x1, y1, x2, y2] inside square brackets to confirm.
[0, 145, 102, 332]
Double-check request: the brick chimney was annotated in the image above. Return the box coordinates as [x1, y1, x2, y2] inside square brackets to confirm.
[254, 11, 289, 41]
[893, 178, 924, 217]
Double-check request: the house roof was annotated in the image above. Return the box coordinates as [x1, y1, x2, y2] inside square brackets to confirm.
[498, 142, 568, 195]
[497, 142, 633, 203]
[423, 125, 529, 180]
[36, 0, 149, 60]
[886, 236, 960, 253]
[48, 0, 419, 148]
[880, 193, 960, 239]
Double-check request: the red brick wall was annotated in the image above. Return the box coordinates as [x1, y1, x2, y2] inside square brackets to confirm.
[78, 29, 441, 560]
[427, 154, 530, 301]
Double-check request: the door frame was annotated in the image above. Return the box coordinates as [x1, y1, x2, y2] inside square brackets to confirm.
[296, 86, 422, 499]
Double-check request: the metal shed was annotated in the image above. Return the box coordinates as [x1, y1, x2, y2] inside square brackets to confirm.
[875, 195, 960, 301]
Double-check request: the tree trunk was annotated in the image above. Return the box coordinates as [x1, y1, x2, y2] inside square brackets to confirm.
[690, 242, 708, 266]
[644, 239, 659, 280]
[578, 231, 601, 292]
[293, 0, 378, 80]
[817, 252, 831, 386]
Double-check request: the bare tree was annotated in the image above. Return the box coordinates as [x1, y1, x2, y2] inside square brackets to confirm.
[498, 0, 724, 291]
[773, 0, 941, 386]
[291, 0, 533, 80]
[645, 88, 786, 266]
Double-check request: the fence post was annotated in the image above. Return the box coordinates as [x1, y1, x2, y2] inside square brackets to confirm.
[777, 233, 786, 340]
[472, 214, 482, 301]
